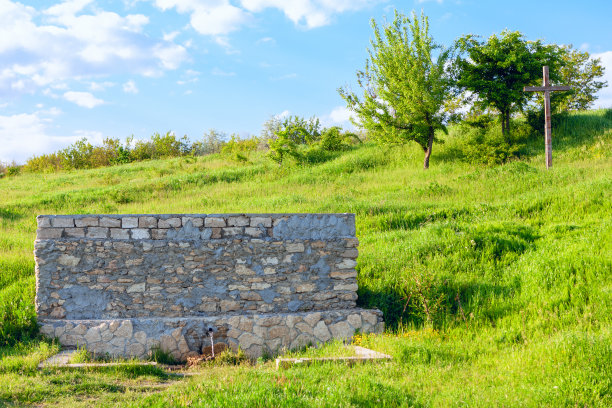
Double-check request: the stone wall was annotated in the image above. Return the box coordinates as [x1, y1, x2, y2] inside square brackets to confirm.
[36, 214, 384, 360]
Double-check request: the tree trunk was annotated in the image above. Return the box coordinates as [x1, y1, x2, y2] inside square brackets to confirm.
[423, 126, 434, 170]
[500, 109, 511, 139]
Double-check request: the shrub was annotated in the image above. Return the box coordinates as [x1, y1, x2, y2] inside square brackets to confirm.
[450, 117, 531, 165]
[319, 126, 351, 151]
[192, 129, 226, 156]
[0, 162, 21, 178]
[221, 134, 260, 160]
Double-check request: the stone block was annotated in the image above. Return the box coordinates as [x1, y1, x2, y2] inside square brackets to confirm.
[122, 217, 138, 228]
[51, 217, 74, 228]
[329, 321, 353, 340]
[245, 227, 264, 237]
[37, 217, 52, 228]
[295, 283, 316, 293]
[330, 270, 357, 279]
[313, 321, 331, 342]
[250, 217, 272, 227]
[204, 217, 226, 227]
[336, 259, 357, 269]
[333, 283, 358, 291]
[228, 216, 249, 227]
[151, 229, 167, 240]
[57, 254, 81, 267]
[87, 227, 109, 239]
[139, 216, 158, 228]
[115, 320, 133, 338]
[131, 229, 150, 239]
[182, 217, 203, 227]
[37, 228, 63, 239]
[223, 227, 242, 236]
[158, 218, 181, 228]
[342, 248, 359, 258]
[286, 243, 305, 253]
[64, 228, 85, 238]
[127, 282, 146, 293]
[110, 228, 130, 239]
[100, 217, 122, 227]
[75, 217, 99, 227]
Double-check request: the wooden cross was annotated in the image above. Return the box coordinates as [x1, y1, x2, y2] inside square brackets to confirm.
[524, 66, 571, 169]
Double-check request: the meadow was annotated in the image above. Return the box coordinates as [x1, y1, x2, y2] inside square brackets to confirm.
[0, 110, 610, 407]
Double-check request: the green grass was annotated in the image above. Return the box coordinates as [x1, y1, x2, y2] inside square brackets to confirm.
[0, 110, 610, 406]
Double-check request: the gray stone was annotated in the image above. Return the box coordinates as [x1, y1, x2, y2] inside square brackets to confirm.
[84, 327, 101, 343]
[87, 227, 109, 239]
[182, 217, 203, 227]
[122, 217, 138, 228]
[75, 217, 99, 227]
[115, 320, 133, 338]
[158, 218, 181, 228]
[52, 218, 74, 228]
[286, 243, 305, 253]
[313, 321, 331, 342]
[204, 217, 226, 227]
[127, 283, 146, 293]
[139, 216, 158, 228]
[333, 283, 358, 291]
[130, 229, 150, 239]
[228, 216, 249, 227]
[100, 217, 121, 227]
[329, 321, 354, 340]
[37, 228, 63, 239]
[336, 259, 357, 269]
[64, 228, 85, 238]
[38, 217, 52, 228]
[110, 228, 130, 239]
[57, 254, 81, 267]
[250, 217, 272, 227]
[238, 333, 263, 349]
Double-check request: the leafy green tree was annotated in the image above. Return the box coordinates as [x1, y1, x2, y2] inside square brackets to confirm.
[553, 45, 607, 112]
[339, 11, 455, 169]
[456, 30, 559, 136]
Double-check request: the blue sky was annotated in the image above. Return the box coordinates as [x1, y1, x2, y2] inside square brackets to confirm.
[1, 0, 611, 163]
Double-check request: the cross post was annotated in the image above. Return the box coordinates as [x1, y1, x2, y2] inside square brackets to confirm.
[524, 66, 571, 169]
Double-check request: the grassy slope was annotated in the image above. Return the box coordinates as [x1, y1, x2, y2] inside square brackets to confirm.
[0, 110, 611, 407]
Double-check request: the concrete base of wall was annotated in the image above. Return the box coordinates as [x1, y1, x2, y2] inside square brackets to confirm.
[39, 308, 384, 360]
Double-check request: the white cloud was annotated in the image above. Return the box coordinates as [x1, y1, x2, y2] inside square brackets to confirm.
[153, 0, 250, 36]
[89, 81, 115, 91]
[0, 0, 188, 96]
[0, 110, 90, 163]
[152, 0, 378, 38]
[211, 67, 236, 76]
[321, 105, 355, 128]
[256, 36, 275, 45]
[240, 0, 379, 29]
[592, 51, 612, 109]
[122, 80, 138, 94]
[271, 73, 297, 80]
[63, 91, 105, 108]
[163, 30, 181, 41]
[275, 109, 290, 119]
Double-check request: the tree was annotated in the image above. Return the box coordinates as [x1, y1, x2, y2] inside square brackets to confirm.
[456, 30, 559, 137]
[552, 45, 607, 112]
[339, 11, 455, 169]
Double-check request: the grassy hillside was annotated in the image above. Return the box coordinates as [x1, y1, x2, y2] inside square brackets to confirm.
[0, 110, 611, 407]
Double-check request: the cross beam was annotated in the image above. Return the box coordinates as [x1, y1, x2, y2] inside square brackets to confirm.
[524, 66, 571, 169]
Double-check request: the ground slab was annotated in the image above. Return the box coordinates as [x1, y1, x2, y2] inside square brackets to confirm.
[275, 346, 392, 369]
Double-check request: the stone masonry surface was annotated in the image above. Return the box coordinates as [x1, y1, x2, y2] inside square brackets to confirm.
[35, 214, 384, 359]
